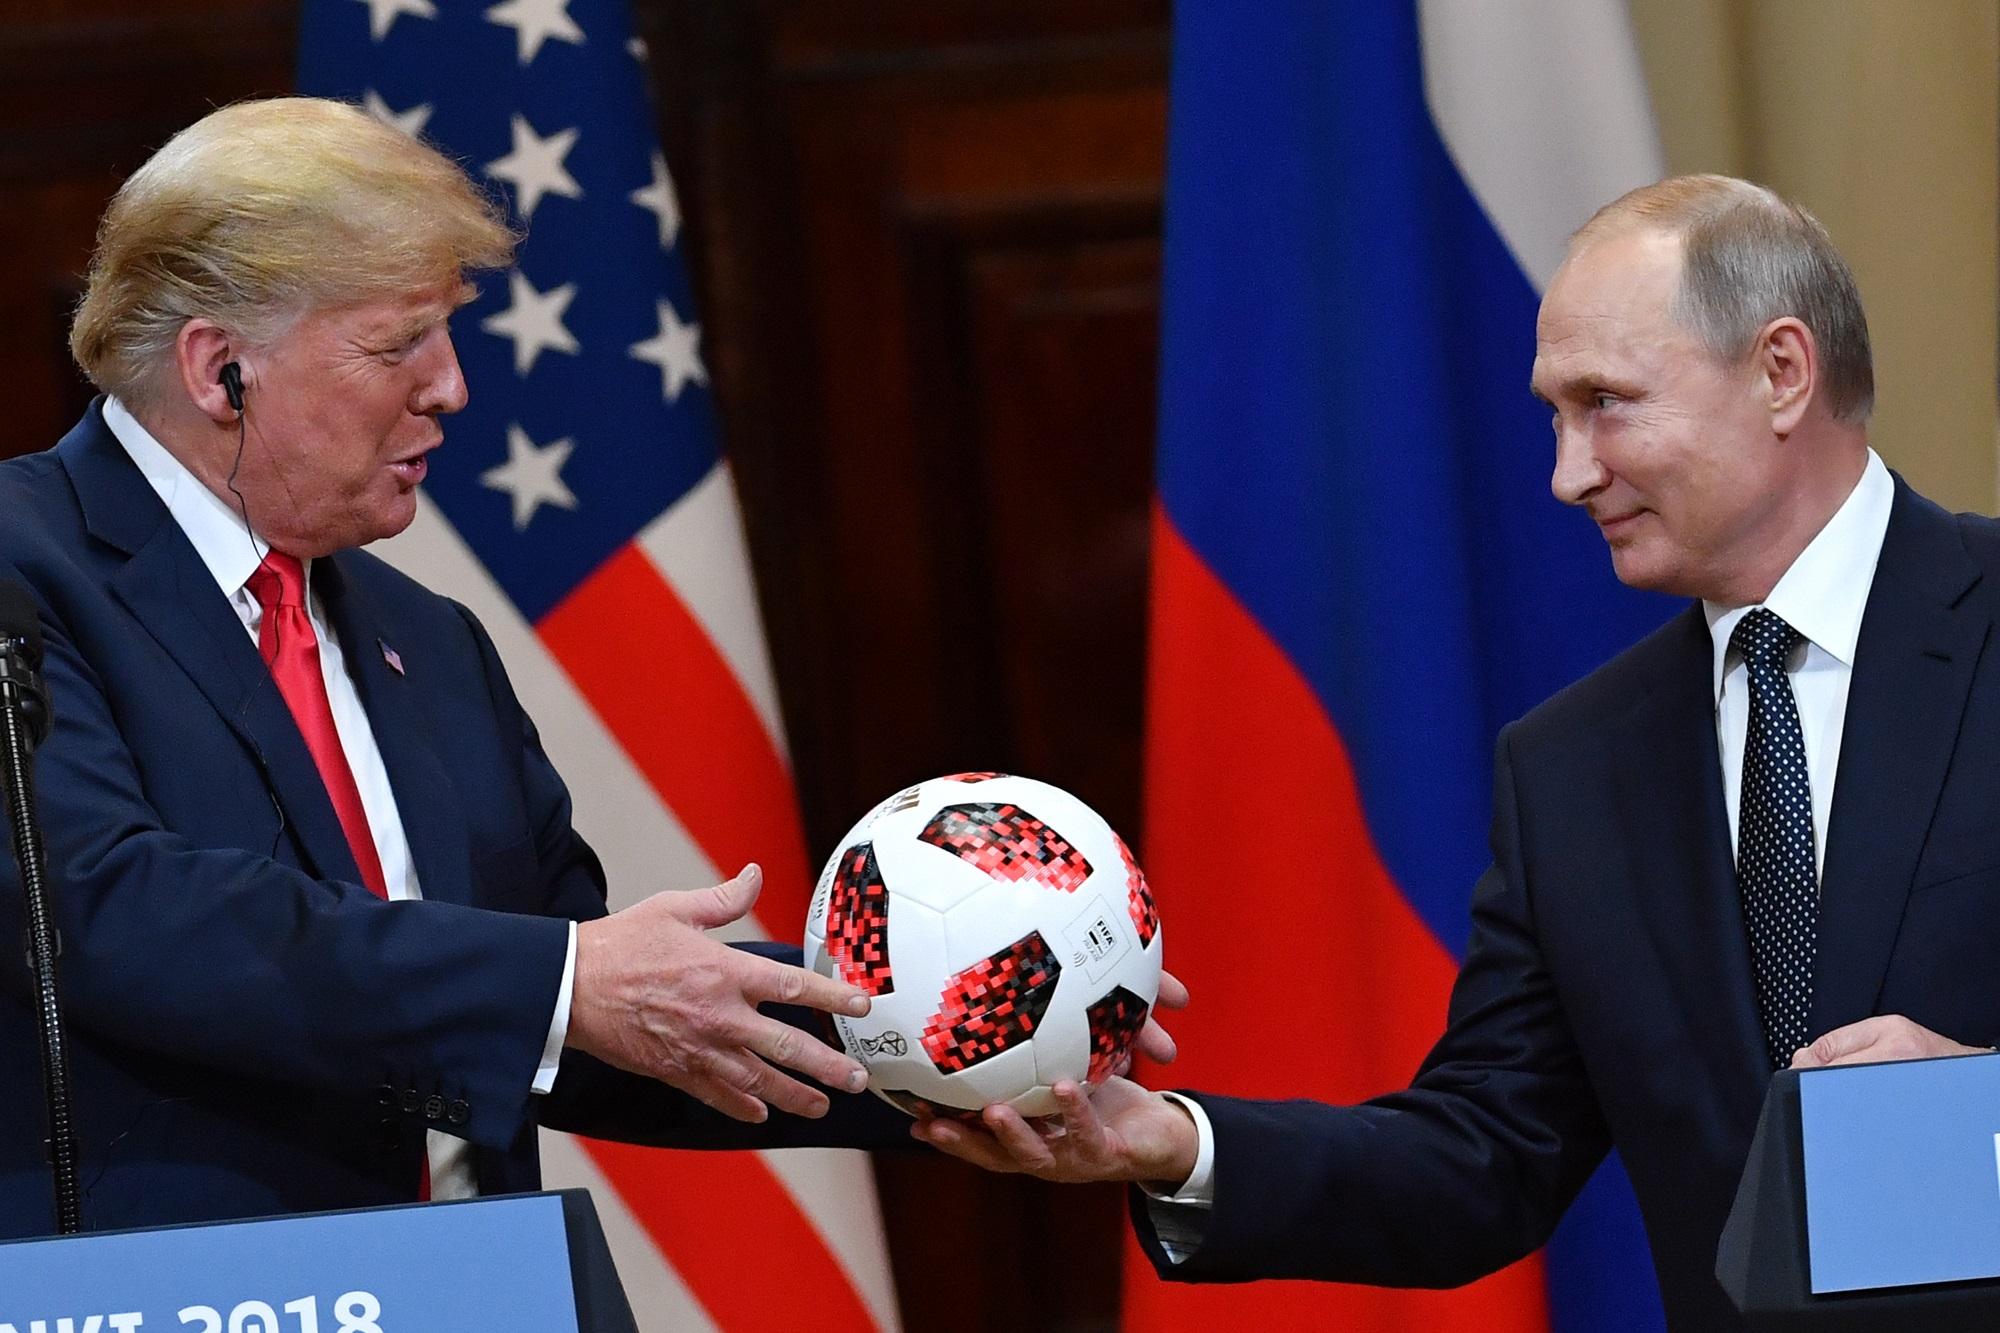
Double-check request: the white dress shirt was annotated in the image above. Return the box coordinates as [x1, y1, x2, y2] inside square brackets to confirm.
[104, 398, 577, 1200]
[1146, 448, 1895, 1261]
[1707, 450, 1893, 877]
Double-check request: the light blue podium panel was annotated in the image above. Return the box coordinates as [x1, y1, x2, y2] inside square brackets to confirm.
[1800, 1052, 2000, 1294]
[0, 1193, 582, 1333]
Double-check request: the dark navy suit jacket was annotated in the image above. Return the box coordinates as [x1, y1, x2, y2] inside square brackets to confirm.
[1135, 478, 2000, 1330]
[0, 403, 900, 1239]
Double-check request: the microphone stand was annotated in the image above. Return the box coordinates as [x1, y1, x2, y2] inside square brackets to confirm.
[0, 625, 78, 1234]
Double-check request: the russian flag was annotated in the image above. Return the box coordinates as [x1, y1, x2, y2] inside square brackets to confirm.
[1128, 3, 1675, 1329]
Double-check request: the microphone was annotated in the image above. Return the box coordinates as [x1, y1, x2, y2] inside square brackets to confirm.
[0, 577, 78, 1233]
[0, 581, 51, 748]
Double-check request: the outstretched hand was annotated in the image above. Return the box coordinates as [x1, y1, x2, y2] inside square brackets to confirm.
[567, 864, 874, 1123]
[913, 967, 1198, 1186]
[912, 1077, 1200, 1187]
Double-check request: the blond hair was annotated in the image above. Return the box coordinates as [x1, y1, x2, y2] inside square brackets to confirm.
[71, 97, 516, 408]
[1573, 174, 1874, 423]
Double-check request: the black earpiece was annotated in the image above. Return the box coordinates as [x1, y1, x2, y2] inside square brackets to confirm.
[220, 361, 245, 414]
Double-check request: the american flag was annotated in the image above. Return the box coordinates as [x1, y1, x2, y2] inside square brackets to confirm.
[298, 2, 900, 1328]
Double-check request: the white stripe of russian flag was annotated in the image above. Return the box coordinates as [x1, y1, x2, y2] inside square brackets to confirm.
[1417, 0, 1665, 293]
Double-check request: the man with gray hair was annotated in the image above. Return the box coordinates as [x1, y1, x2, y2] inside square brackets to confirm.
[0, 97, 918, 1238]
[920, 174, 2000, 1329]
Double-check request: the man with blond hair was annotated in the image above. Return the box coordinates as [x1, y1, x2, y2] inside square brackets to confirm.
[0, 97, 905, 1238]
[920, 175, 2000, 1329]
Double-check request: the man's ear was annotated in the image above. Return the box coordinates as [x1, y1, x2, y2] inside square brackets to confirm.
[1758, 316, 1816, 436]
[175, 320, 243, 426]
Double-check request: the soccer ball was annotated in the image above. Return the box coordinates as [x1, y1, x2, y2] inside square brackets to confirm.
[805, 773, 1163, 1120]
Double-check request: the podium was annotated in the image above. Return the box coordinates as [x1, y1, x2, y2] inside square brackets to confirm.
[1717, 1058, 2000, 1330]
[0, 1190, 636, 1333]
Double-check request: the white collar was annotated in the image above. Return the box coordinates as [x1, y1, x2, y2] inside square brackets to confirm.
[102, 396, 287, 600]
[1703, 448, 1893, 702]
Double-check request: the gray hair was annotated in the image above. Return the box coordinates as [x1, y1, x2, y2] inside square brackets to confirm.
[1575, 175, 1874, 423]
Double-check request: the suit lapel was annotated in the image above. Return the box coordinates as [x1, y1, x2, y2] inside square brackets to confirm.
[1811, 480, 1987, 1036]
[318, 554, 473, 907]
[61, 405, 365, 887]
[1610, 606, 1769, 1097]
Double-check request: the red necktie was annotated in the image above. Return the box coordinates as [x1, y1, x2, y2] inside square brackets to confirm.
[246, 553, 429, 1199]
[246, 553, 389, 898]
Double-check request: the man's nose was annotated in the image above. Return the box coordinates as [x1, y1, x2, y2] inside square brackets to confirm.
[1550, 427, 1607, 506]
[417, 333, 470, 415]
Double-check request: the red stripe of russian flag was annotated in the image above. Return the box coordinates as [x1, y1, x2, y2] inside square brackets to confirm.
[1122, 507, 1549, 1331]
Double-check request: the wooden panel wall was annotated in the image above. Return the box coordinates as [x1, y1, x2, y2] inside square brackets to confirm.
[641, 5, 1168, 1324]
[0, 1, 301, 455]
[0, 2, 1169, 1325]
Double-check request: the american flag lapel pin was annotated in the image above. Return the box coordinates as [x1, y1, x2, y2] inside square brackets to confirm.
[378, 639, 405, 677]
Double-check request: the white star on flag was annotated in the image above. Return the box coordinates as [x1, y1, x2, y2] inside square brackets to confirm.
[482, 424, 579, 530]
[362, 89, 433, 138]
[484, 0, 585, 65]
[355, 0, 435, 42]
[630, 152, 681, 249]
[485, 116, 582, 220]
[629, 299, 707, 401]
[481, 270, 581, 375]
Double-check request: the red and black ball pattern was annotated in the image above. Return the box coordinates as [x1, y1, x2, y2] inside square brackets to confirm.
[921, 930, 1062, 1073]
[824, 841, 894, 996]
[1084, 985, 1151, 1084]
[917, 802, 1094, 893]
[1112, 831, 1158, 947]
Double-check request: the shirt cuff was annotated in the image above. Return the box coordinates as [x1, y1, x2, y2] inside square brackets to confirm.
[532, 921, 577, 1096]
[1141, 1091, 1216, 1206]
[1137, 1093, 1216, 1265]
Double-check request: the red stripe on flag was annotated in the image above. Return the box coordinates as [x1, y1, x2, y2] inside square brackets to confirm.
[579, 1138, 881, 1332]
[542, 549, 879, 1327]
[538, 545, 815, 927]
[1121, 509, 1549, 1332]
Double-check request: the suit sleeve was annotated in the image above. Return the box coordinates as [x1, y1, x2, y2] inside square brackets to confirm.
[1132, 723, 1612, 1287]
[0, 567, 570, 1155]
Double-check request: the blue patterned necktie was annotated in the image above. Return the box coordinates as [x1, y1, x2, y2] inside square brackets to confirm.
[1731, 608, 1818, 1070]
